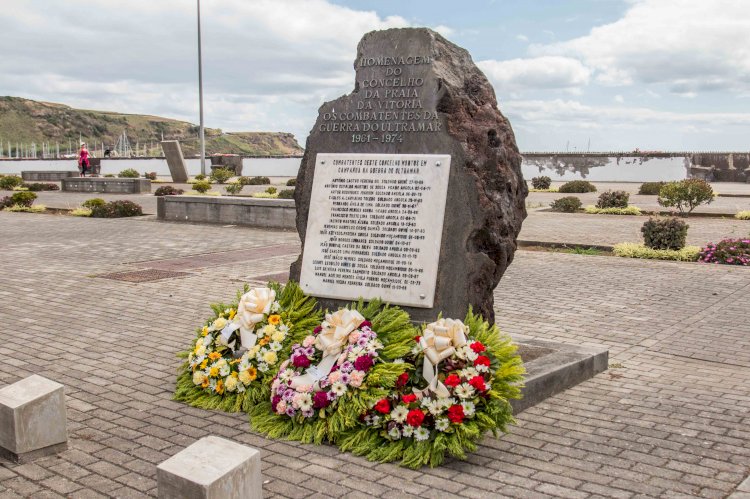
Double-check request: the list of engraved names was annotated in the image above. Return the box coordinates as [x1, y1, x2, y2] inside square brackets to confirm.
[300, 153, 451, 308]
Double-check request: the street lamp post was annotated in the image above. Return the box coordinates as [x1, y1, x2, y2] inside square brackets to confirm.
[197, 0, 206, 176]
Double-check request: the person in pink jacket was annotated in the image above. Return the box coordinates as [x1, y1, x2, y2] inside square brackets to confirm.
[78, 143, 90, 177]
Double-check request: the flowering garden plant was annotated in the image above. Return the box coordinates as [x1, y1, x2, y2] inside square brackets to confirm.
[250, 299, 415, 444]
[338, 309, 524, 468]
[174, 281, 320, 412]
[699, 238, 750, 266]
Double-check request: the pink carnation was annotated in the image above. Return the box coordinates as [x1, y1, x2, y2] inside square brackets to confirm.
[349, 370, 365, 387]
[348, 331, 361, 344]
[328, 371, 342, 383]
[276, 400, 288, 414]
[303, 335, 316, 348]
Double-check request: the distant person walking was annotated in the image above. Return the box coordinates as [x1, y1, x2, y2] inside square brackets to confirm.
[78, 142, 90, 176]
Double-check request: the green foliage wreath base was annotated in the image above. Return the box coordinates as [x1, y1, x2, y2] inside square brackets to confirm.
[173, 281, 321, 413]
[248, 299, 415, 445]
[337, 309, 525, 468]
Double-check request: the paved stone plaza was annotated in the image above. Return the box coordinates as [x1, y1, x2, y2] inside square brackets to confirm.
[0, 212, 749, 498]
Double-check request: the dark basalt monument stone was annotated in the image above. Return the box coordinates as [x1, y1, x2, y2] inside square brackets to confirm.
[291, 27, 527, 323]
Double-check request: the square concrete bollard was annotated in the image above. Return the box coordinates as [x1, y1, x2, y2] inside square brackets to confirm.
[157, 436, 262, 499]
[0, 375, 68, 463]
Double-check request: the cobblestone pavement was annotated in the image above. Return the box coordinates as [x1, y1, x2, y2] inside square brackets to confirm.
[0, 212, 749, 498]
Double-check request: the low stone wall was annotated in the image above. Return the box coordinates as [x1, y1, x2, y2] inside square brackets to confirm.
[61, 178, 151, 193]
[157, 196, 295, 229]
[22, 171, 78, 181]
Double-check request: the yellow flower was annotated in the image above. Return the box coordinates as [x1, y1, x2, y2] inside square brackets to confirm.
[271, 331, 285, 342]
[262, 324, 276, 336]
[201, 326, 209, 336]
[209, 367, 219, 378]
[208, 352, 222, 361]
[213, 317, 227, 330]
[192, 371, 207, 386]
[200, 359, 208, 369]
[215, 379, 224, 394]
[259, 337, 270, 346]
[239, 367, 257, 384]
[263, 351, 278, 364]
[228, 309, 236, 320]
[268, 314, 281, 326]
[225, 376, 238, 392]
[231, 371, 239, 378]
[201, 378, 209, 389]
[248, 346, 260, 357]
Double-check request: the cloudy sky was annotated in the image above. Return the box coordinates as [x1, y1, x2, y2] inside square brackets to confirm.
[2, 0, 748, 151]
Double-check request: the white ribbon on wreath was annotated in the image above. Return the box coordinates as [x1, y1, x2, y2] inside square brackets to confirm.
[290, 309, 365, 388]
[415, 318, 468, 398]
[218, 287, 276, 350]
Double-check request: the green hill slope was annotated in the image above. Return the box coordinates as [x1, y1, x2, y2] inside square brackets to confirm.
[0, 96, 303, 156]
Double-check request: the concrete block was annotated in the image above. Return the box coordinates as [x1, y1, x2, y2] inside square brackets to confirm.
[21, 171, 78, 181]
[157, 436, 262, 499]
[158, 196, 296, 229]
[61, 177, 151, 193]
[0, 375, 67, 463]
[161, 141, 189, 183]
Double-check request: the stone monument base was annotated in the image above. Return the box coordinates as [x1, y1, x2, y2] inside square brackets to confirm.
[512, 335, 608, 413]
[157, 196, 295, 229]
[61, 177, 151, 193]
[22, 171, 78, 181]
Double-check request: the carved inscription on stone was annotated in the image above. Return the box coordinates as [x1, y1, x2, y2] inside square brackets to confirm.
[300, 153, 451, 308]
[316, 54, 442, 146]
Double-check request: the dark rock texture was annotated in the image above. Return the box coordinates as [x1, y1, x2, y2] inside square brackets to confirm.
[291, 27, 527, 323]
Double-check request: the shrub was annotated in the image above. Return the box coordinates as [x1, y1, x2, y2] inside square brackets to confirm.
[734, 210, 750, 220]
[118, 168, 140, 178]
[0, 196, 10, 209]
[596, 190, 629, 209]
[584, 205, 642, 215]
[265, 186, 278, 195]
[210, 167, 234, 184]
[550, 196, 582, 212]
[558, 180, 597, 193]
[104, 174, 116, 178]
[278, 189, 295, 199]
[192, 180, 212, 193]
[0, 175, 23, 190]
[641, 217, 688, 250]
[699, 238, 750, 266]
[9, 191, 37, 208]
[90, 200, 143, 218]
[613, 243, 700, 262]
[286, 178, 297, 186]
[194, 174, 207, 181]
[240, 176, 270, 185]
[154, 185, 184, 196]
[224, 182, 244, 195]
[24, 182, 59, 192]
[531, 176, 551, 190]
[82, 198, 106, 209]
[70, 207, 92, 217]
[638, 181, 667, 195]
[657, 179, 714, 215]
[144, 172, 157, 180]
[5, 204, 46, 213]
[250, 192, 278, 198]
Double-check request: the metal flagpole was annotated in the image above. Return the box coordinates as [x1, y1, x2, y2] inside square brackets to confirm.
[197, 0, 206, 176]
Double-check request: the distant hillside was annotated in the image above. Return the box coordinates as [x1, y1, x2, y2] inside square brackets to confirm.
[0, 96, 303, 156]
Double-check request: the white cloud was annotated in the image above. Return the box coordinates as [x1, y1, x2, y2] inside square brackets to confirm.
[515, 34, 529, 42]
[0, 0, 409, 140]
[531, 0, 750, 94]
[614, 94, 624, 103]
[432, 25, 454, 37]
[478, 56, 591, 94]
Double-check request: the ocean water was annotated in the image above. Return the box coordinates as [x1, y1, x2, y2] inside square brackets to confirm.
[521, 156, 689, 182]
[0, 157, 302, 177]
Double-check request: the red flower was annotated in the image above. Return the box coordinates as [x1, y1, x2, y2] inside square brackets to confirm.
[401, 393, 417, 404]
[414, 336, 421, 343]
[474, 355, 491, 368]
[373, 399, 391, 414]
[313, 325, 322, 335]
[470, 342, 486, 353]
[360, 320, 372, 328]
[447, 404, 465, 424]
[395, 372, 409, 388]
[468, 375, 486, 392]
[406, 409, 425, 427]
[444, 374, 461, 388]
